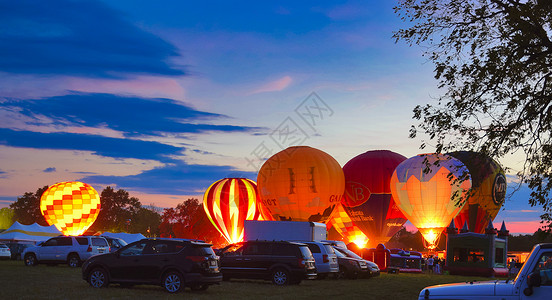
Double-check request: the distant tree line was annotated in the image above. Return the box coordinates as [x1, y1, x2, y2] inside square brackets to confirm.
[5, 186, 224, 244]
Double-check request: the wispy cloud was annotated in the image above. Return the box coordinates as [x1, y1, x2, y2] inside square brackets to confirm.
[42, 167, 56, 173]
[0, 0, 184, 77]
[248, 76, 293, 95]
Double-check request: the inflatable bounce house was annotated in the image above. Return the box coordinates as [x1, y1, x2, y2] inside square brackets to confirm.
[445, 219, 509, 277]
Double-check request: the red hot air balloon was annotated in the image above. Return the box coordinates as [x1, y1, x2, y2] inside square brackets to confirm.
[341, 150, 407, 248]
[449, 151, 506, 233]
[203, 178, 264, 244]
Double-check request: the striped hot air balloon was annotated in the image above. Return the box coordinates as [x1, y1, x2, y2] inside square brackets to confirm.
[40, 181, 101, 236]
[203, 178, 266, 244]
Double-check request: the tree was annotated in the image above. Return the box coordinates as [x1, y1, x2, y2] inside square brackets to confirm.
[9, 186, 49, 225]
[88, 186, 142, 233]
[0, 207, 15, 229]
[130, 207, 161, 237]
[393, 0, 552, 227]
[159, 199, 226, 247]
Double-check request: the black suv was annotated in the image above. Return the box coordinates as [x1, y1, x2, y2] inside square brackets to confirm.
[82, 238, 222, 293]
[218, 240, 317, 285]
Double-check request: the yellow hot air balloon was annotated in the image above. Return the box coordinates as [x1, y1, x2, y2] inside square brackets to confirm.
[390, 153, 471, 250]
[257, 146, 345, 222]
[40, 181, 101, 236]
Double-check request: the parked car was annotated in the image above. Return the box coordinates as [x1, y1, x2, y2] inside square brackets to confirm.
[297, 241, 339, 279]
[0, 243, 11, 260]
[81, 238, 222, 293]
[101, 236, 128, 252]
[332, 246, 370, 279]
[218, 240, 317, 285]
[5, 242, 33, 260]
[23, 235, 109, 267]
[336, 246, 379, 277]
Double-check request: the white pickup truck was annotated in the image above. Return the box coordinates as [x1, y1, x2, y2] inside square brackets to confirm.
[419, 243, 552, 300]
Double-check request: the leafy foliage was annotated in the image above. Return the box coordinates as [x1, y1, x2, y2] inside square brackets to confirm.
[9, 186, 49, 225]
[394, 0, 552, 226]
[88, 186, 142, 233]
[159, 199, 226, 246]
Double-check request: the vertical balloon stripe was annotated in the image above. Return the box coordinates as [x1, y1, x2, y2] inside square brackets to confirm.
[203, 178, 264, 244]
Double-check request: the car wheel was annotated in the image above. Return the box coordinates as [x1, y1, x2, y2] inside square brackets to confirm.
[67, 254, 81, 268]
[89, 268, 109, 288]
[337, 267, 346, 279]
[190, 284, 209, 291]
[163, 271, 183, 293]
[271, 268, 290, 286]
[24, 253, 37, 266]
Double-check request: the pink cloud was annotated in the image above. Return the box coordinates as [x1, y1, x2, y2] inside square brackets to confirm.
[66, 76, 186, 100]
[248, 76, 292, 95]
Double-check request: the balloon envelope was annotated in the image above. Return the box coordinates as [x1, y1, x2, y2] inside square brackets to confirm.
[40, 181, 101, 236]
[203, 178, 263, 244]
[449, 151, 506, 233]
[257, 146, 345, 222]
[327, 203, 369, 248]
[390, 153, 471, 249]
[341, 150, 407, 248]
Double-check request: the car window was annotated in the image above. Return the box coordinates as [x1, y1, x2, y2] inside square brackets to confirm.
[43, 238, 58, 247]
[273, 244, 298, 256]
[120, 242, 147, 256]
[222, 244, 243, 256]
[147, 241, 174, 254]
[333, 247, 346, 258]
[75, 237, 88, 245]
[533, 252, 552, 286]
[323, 244, 335, 254]
[57, 237, 72, 246]
[306, 244, 321, 253]
[243, 243, 271, 255]
[91, 238, 108, 247]
[0, 244, 7, 248]
[189, 245, 215, 256]
[299, 246, 313, 259]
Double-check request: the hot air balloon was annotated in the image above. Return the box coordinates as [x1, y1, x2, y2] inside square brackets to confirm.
[203, 178, 264, 244]
[40, 181, 101, 236]
[341, 150, 407, 248]
[449, 151, 506, 233]
[257, 146, 345, 222]
[327, 203, 369, 248]
[390, 153, 471, 250]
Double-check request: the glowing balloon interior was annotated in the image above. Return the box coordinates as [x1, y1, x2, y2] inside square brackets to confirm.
[203, 178, 264, 244]
[390, 153, 471, 249]
[257, 146, 345, 222]
[327, 203, 369, 248]
[40, 181, 101, 236]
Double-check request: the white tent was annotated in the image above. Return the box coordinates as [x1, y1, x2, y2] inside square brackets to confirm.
[0, 221, 62, 244]
[101, 232, 146, 244]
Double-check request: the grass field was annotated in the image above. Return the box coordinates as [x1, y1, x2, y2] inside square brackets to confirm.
[1, 260, 491, 299]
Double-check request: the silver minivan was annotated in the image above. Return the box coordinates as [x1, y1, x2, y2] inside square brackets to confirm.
[298, 241, 339, 279]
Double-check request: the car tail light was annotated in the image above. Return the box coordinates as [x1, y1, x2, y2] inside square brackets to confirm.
[87, 245, 92, 252]
[323, 254, 329, 263]
[186, 255, 207, 262]
[298, 258, 306, 268]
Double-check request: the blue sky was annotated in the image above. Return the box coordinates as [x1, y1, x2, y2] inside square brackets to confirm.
[0, 0, 542, 234]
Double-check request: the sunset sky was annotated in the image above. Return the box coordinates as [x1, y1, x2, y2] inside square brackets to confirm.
[0, 0, 543, 234]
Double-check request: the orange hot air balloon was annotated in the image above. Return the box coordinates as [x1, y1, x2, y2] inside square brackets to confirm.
[257, 146, 345, 222]
[449, 151, 506, 233]
[40, 181, 101, 236]
[203, 178, 264, 244]
[390, 153, 471, 250]
[327, 203, 369, 248]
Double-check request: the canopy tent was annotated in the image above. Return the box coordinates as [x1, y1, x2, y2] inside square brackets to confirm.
[101, 232, 145, 244]
[0, 221, 62, 243]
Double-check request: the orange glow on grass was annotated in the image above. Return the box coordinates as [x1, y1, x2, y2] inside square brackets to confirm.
[40, 181, 101, 236]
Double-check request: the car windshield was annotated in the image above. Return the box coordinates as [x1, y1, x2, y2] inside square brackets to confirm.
[334, 248, 346, 258]
[339, 247, 362, 259]
[192, 246, 216, 256]
[0, 244, 7, 248]
[323, 244, 335, 254]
